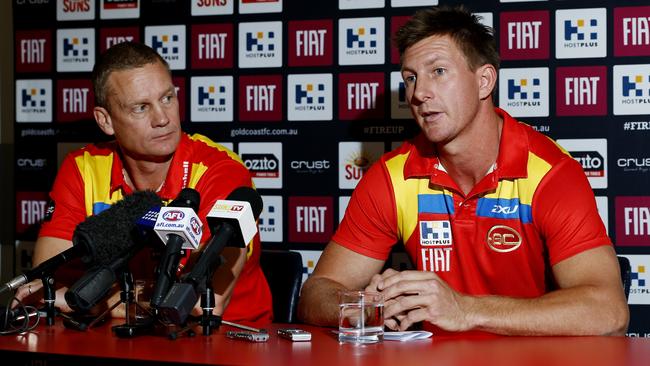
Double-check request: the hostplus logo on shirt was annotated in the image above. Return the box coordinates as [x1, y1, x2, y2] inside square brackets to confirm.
[499, 68, 549, 117]
[238, 22, 282, 68]
[57, 28, 95, 72]
[16, 79, 52, 123]
[338, 17, 384, 65]
[190, 76, 233, 122]
[420, 221, 452, 246]
[614, 6, 650, 57]
[287, 74, 332, 121]
[145, 25, 186, 70]
[613, 64, 650, 116]
[556, 8, 606, 59]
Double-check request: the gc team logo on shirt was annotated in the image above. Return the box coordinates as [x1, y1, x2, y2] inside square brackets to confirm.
[287, 73, 333, 121]
[613, 64, 650, 116]
[190, 76, 233, 122]
[238, 21, 282, 68]
[145, 25, 186, 70]
[499, 68, 549, 117]
[338, 17, 385, 65]
[56, 28, 95, 72]
[419, 220, 452, 246]
[486, 225, 522, 253]
[555, 8, 607, 59]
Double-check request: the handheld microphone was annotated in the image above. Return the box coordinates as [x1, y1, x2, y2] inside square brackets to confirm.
[149, 188, 202, 309]
[157, 187, 262, 324]
[62, 191, 163, 312]
[0, 191, 162, 295]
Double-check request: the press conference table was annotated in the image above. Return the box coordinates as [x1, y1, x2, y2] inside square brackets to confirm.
[1, 319, 650, 366]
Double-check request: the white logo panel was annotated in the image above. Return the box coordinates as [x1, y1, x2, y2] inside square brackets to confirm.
[338, 141, 384, 189]
[294, 250, 323, 286]
[145, 25, 186, 70]
[100, 0, 140, 19]
[391, 0, 438, 7]
[16, 79, 52, 123]
[239, 0, 282, 14]
[391, 71, 411, 119]
[339, 0, 384, 9]
[191, 76, 233, 122]
[621, 255, 650, 305]
[555, 8, 607, 59]
[56, 28, 95, 72]
[338, 17, 385, 65]
[613, 64, 650, 116]
[287, 73, 333, 121]
[57, 0, 95, 20]
[339, 196, 351, 223]
[238, 22, 282, 68]
[556, 138, 608, 189]
[192, 0, 234, 15]
[260, 195, 283, 243]
[498, 67, 549, 117]
[239, 142, 283, 189]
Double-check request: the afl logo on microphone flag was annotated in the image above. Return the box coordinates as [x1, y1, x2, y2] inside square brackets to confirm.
[162, 210, 185, 221]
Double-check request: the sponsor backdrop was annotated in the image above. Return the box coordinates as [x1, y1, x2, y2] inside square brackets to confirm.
[11, 0, 650, 335]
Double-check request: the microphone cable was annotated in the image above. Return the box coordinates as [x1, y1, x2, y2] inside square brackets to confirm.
[0, 297, 40, 335]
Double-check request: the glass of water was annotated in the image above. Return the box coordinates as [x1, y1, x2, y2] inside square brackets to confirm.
[338, 290, 384, 344]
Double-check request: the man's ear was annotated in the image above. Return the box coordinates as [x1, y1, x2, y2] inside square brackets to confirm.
[477, 64, 497, 101]
[93, 106, 115, 136]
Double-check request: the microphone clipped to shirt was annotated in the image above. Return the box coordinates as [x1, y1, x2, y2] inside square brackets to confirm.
[157, 186, 263, 325]
[149, 188, 203, 309]
[0, 190, 162, 295]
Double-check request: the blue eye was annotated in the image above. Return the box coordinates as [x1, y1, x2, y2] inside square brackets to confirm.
[133, 105, 147, 113]
[434, 68, 446, 76]
[403, 75, 416, 84]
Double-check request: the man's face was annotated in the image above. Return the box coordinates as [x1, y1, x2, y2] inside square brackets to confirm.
[400, 34, 484, 145]
[98, 61, 181, 163]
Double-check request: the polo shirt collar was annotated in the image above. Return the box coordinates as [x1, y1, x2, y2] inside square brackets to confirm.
[402, 108, 529, 182]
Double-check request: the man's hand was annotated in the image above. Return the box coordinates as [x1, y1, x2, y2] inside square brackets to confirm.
[366, 269, 472, 332]
[11, 279, 74, 313]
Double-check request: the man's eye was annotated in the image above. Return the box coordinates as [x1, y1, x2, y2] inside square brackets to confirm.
[434, 68, 446, 76]
[162, 95, 173, 104]
[133, 105, 147, 113]
[403, 75, 416, 84]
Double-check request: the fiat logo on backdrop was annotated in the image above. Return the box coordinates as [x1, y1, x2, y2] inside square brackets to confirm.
[486, 225, 522, 253]
[163, 210, 185, 221]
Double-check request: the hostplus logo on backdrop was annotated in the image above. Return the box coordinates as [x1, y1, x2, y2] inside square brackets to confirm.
[616, 198, 650, 247]
[390, 72, 411, 119]
[499, 68, 549, 117]
[259, 195, 282, 243]
[288, 196, 333, 243]
[338, 142, 384, 189]
[57, 28, 94, 72]
[238, 22, 282, 68]
[287, 74, 332, 121]
[190, 76, 233, 122]
[295, 250, 323, 285]
[338, 72, 384, 120]
[614, 6, 650, 57]
[288, 20, 333, 67]
[556, 66, 607, 116]
[239, 142, 282, 189]
[555, 8, 607, 59]
[556, 139, 607, 189]
[145, 25, 186, 70]
[500, 10, 549, 60]
[338, 17, 384, 65]
[191, 24, 233, 69]
[16, 79, 52, 123]
[613, 64, 650, 116]
[16, 30, 51, 73]
[191, 0, 233, 16]
[238, 75, 282, 121]
[99, 27, 139, 53]
[57, 79, 93, 122]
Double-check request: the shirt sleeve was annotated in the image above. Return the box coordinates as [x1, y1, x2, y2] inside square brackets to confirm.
[38, 153, 86, 241]
[333, 159, 399, 260]
[533, 157, 612, 266]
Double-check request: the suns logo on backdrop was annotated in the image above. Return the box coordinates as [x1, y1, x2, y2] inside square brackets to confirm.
[556, 66, 607, 116]
[614, 6, 650, 57]
[99, 27, 139, 53]
[287, 73, 333, 121]
[15, 191, 49, 235]
[190, 76, 233, 122]
[16, 79, 52, 123]
[239, 142, 283, 189]
[57, 79, 93, 122]
[145, 25, 186, 70]
[557, 138, 608, 189]
[56, 28, 94, 72]
[555, 8, 607, 59]
[338, 0, 383, 10]
[338, 72, 385, 120]
[623, 255, 650, 305]
[338, 141, 384, 189]
[100, 0, 139, 19]
[57, 0, 93, 20]
[191, 23, 233, 69]
[15, 30, 51, 73]
[239, 0, 282, 14]
[289, 196, 333, 243]
[499, 67, 549, 117]
[238, 21, 282, 68]
[616, 197, 650, 247]
[238, 75, 282, 121]
[288, 19, 333, 67]
[500, 10, 549, 60]
[338, 17, 385, 65]
[613, 64, 650, 116]
[259, 195, 283, 243]
[191, 0, 233, 16]
[390, 71, 411, 119]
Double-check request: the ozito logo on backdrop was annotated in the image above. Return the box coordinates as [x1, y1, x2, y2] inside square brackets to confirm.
[571, 151, 605, 177]
[242, 153, 280, 178]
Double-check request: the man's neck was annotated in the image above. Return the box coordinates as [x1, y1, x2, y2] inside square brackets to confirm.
[121, 154, 173, 192]
[436, 107, 503, 196]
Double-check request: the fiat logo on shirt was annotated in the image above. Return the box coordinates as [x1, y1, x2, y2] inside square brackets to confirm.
[486, 225, 522, 253]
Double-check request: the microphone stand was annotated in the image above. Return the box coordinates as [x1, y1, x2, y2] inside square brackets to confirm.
[41, 275, 56, 326]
